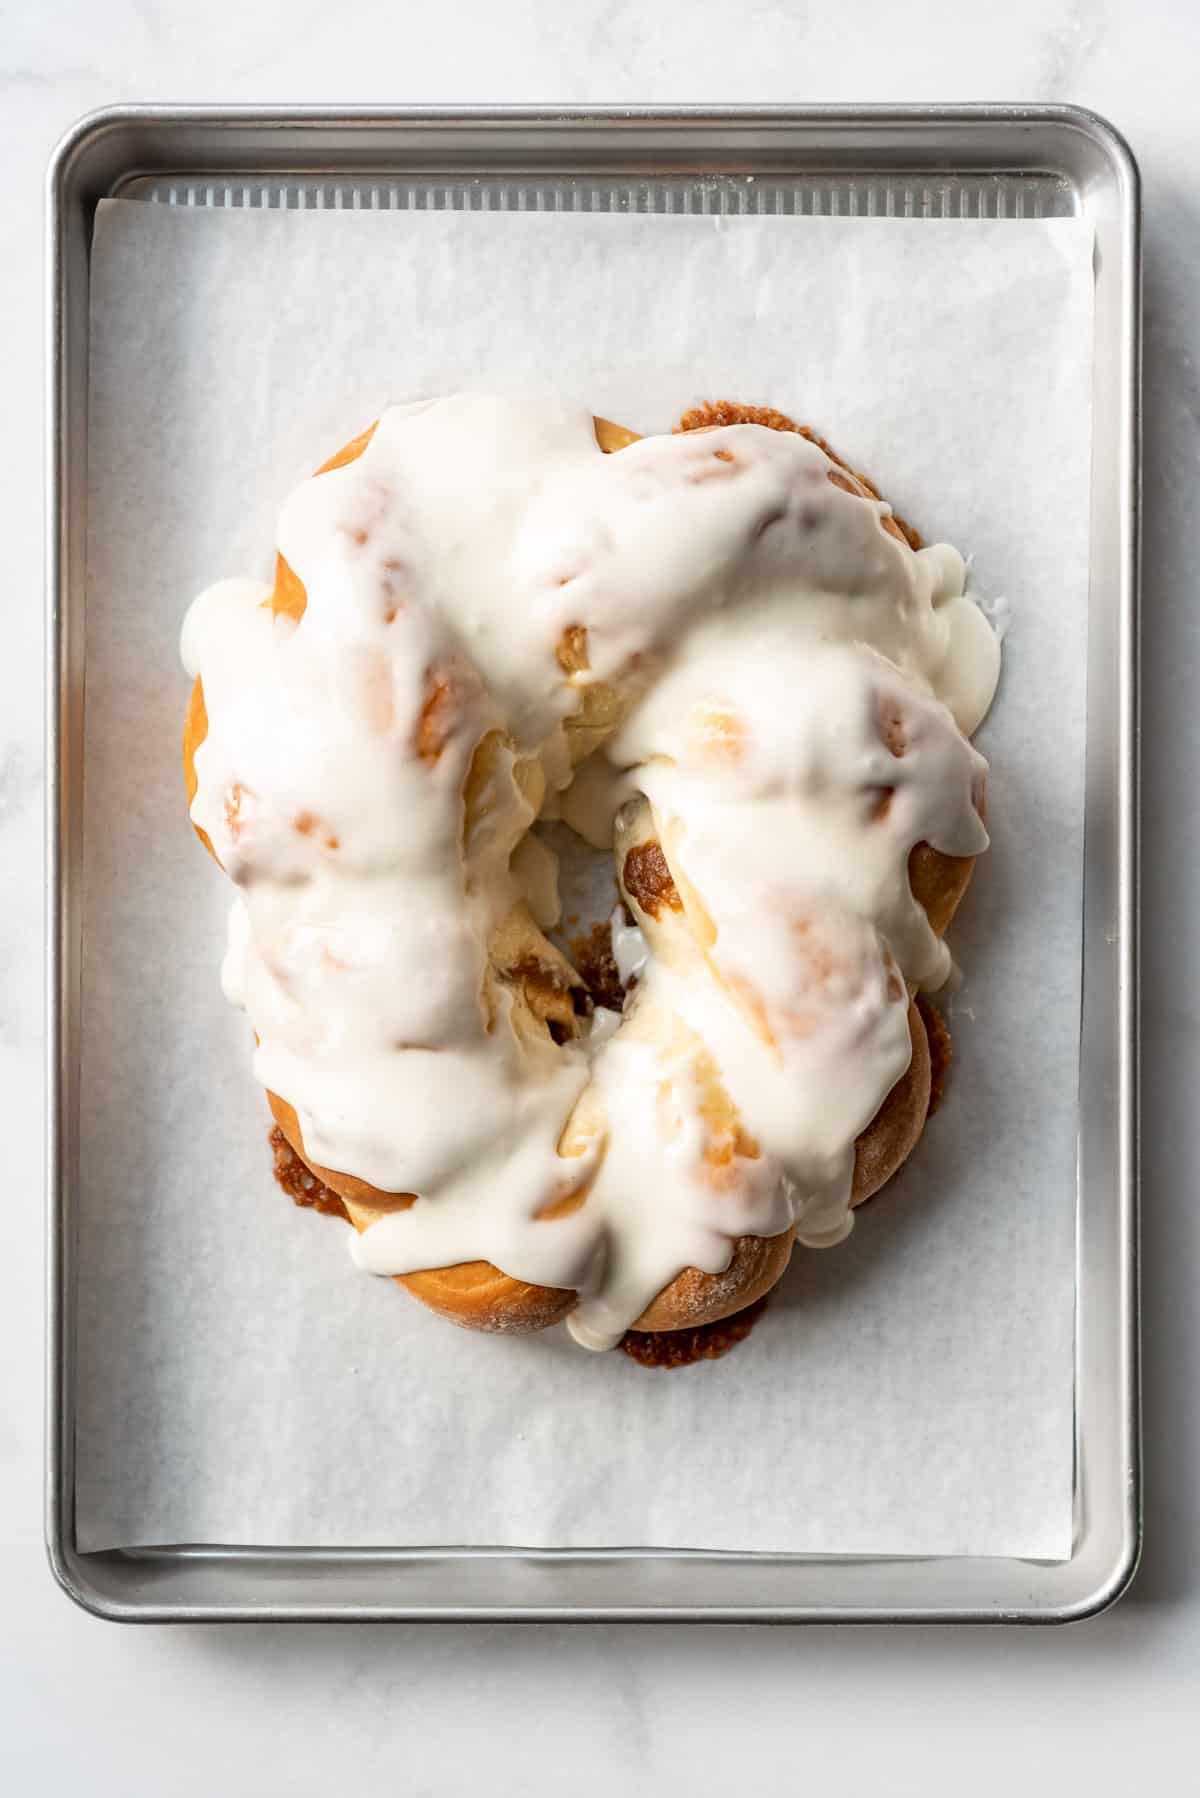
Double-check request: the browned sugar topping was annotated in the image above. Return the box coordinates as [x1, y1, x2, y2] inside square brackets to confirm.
[620, 1293, 771, 1369]
[269, 1125, 350, 1222]
[570, 921, 627, 1013]
[622, 840, 683, 918]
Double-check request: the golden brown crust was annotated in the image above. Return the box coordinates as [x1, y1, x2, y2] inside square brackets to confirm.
[852, 1001, 931, 1207]
[593, 417, 641, 453]
[632, 1228, 797, 1333]
[396, 1259, 579, 1335]
[909, 841, 975, 937]
[918, 995, 953, 1117]
[191, 403, 982, 1346]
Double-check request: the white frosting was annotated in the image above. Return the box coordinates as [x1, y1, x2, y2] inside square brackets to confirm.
[610, 907, 650, 986]
[184, 394, 1000, 1350]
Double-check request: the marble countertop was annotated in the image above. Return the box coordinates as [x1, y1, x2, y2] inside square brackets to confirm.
[4, 1, 1197, 1791]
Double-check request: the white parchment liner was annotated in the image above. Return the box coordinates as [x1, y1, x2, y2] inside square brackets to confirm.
[75, 199, 1091, 1555]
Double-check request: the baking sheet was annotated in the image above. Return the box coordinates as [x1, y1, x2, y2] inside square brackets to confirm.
[76, 197, 1091, 1557]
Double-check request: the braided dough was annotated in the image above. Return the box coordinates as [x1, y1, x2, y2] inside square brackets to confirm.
[182, 396, 999, 1351]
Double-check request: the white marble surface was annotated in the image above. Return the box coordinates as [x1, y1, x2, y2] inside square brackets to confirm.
[3, 0, 1197, 1790]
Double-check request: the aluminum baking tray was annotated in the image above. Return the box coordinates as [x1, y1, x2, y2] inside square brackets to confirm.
[46, 105, 1140, 1622]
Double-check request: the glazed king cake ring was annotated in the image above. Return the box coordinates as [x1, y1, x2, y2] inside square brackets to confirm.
[181, 394, 1000, 1359]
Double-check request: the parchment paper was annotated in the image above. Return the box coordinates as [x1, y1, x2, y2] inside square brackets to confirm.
[76, 198, 1091, 1556]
